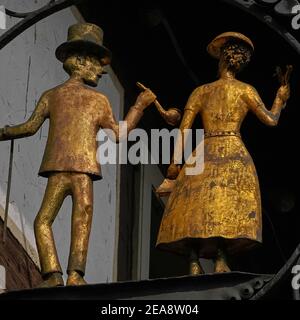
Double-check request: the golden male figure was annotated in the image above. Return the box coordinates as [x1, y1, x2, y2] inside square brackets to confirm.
[156, 32, 290, 275]
[0, 23, 156, 287]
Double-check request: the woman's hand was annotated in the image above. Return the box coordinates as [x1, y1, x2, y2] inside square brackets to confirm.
[167, 163, 181, 179]
[277, 84, 290, 105]
[156, 178, 176, 197]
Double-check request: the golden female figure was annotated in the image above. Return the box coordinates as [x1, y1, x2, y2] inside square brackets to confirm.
[156, 32, 290, 274]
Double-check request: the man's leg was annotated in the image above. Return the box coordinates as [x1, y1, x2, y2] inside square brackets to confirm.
[34, 173, 70, 287]
[67, 173, 93, 286]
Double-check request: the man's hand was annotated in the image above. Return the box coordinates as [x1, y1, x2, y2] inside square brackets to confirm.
[0, 126, 10, 141]
[135, 89, 156, 110]
[0, 127, 6, 141]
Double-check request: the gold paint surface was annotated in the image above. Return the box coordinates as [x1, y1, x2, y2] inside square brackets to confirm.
[34, 172, 93, 275]
[157, 76, 289, 258]
[0, 23, 156, 285]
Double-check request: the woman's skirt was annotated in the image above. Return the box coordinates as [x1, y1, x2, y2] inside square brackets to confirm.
[156, 135, 262, 258]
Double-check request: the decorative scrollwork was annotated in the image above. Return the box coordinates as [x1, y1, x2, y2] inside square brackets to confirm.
[221, 0, 300, 55]
[5, 1, 56, 18]
[0, 0, 84, 50]
[254, 0, 300, 16]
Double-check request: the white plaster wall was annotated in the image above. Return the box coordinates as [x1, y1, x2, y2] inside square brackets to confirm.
[0, 265, 5, 290]
[0, 0, 123, 284]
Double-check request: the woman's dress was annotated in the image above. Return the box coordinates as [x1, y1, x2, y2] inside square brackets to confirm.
[156, 79, 262, 257]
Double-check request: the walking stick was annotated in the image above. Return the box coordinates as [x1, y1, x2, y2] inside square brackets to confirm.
[2, 139, 14, 244]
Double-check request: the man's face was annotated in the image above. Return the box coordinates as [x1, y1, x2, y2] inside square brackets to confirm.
[78, 55, 105, 87]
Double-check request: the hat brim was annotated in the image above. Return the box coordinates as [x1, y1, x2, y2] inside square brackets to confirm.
[207, 33, 254, 59]
[55, 40, 112, 65]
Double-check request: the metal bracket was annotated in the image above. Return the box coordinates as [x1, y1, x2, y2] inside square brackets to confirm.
[221, 0, 300, 55]
[0, 0, 84, 50]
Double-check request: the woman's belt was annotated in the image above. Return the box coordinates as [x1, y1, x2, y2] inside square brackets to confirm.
[204, 131, 241, 138]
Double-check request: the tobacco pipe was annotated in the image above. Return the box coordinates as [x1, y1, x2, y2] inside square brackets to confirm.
[136, 82, 182, 126]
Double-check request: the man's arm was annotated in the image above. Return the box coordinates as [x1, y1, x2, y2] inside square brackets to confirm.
[242, 84, 290, 127]
[0, 91, 50, 141]
[100, 89, 156, 142]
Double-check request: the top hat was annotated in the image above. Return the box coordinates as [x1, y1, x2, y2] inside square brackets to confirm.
[207, 32, 254, 59]
[55, 23, 112, 65]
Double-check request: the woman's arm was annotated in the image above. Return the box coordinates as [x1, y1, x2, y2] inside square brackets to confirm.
[167, 87, 202, 179]
[242, 84, 290, 126]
